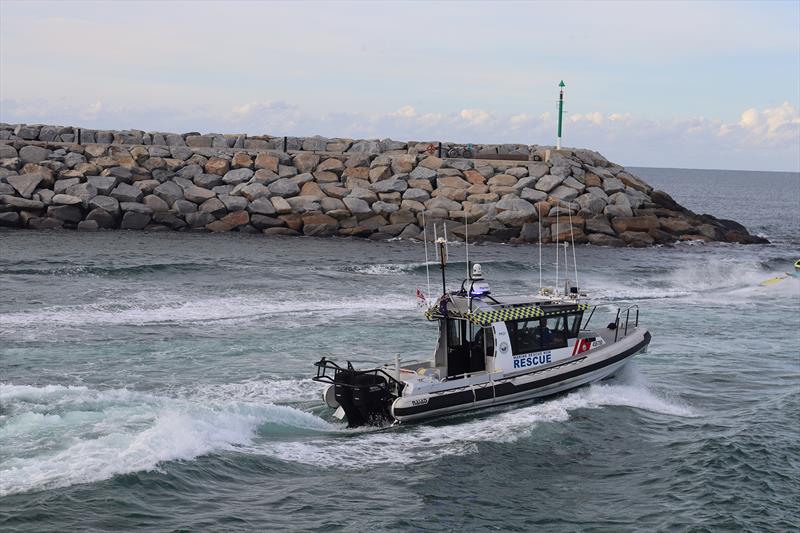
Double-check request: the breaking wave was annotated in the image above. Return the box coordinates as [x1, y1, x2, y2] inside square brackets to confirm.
[0, 292, 416, 332]
[0, 261, 217, 277]
[0, 368, 692, 495]
[251, 366, 694, 468]
[0, 382, 333, 496]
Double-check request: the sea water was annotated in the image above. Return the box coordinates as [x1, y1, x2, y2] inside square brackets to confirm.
[0, 168, 798, 531]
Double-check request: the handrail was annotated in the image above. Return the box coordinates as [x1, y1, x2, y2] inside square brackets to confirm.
[313, 357, 405, 391]
[614, 305, 639, 341]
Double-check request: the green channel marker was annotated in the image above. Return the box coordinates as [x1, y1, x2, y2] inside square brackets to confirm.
[557, 80, 565, 150]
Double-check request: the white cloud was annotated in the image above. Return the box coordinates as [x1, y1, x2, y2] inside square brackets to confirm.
[390, 105, 417, 118]
[1, 98, 798, 171]
[458, 109, 491, 125]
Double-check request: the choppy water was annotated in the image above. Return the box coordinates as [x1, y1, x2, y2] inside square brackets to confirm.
[1, 168, 798, 531]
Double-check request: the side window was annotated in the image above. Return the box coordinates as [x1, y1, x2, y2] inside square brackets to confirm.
[541, 317, 568, 350]
[565, 312, 583, 338]
[508, 319, 542, 354]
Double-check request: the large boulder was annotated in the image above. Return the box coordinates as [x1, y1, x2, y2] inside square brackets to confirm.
[372, 179, 408, 194]
[617, 171, 652, 193]
[286, 196, 321, 213]
[0, 194, 44, 210]
[585, 215, 616, 236]
[246, 197, 276, 215]
[496, 210, 533, 227]
[250, 214, 285, 230]
[143, 194, 169, 212]
[207, 211, 249, 232]
[222, 168, 254, 185]
[549, 185, 579, 202]
[372, 201, 399, 216]
[343, 196, 371, 215]
[119, 211, 153, 229]
[54, 177, 80, 194]
[619, 231, 655, 247]
[534, 175, 564, 192]
[51, 194, 82, 206]
[7, 174, 43, 198]
[204, 157, 230, 176]
[293, 153, 320, 173]
[183, 185, 215, 204]
[87, 175, 118, 195]
[89, 195, 120, 215]
[347, 140, 381, 155]
[602, 177, 625, 194]
[65, 182, 98, 207]
[110, 182, 143, 203]
[239, 183, 270, 201]
[19, 146, 51, 164]
[0, 212, 20, 227]
[660, 217, 693, 234]
[195, 174, 223, 189]
[496, 196, 536, 214]
[409, 166, 437, 181]
[436, 176, 470, 189]
[302, 213, 339, 236]
[28, 217, 63, 229]
[185, 211, 216, 228]
[488, 174, 518, 187]
[268, 178, 300, 198]
[255, 153, 280, 173]
[576, 193, 607, 215]
[120, 202, 153, 215]
[154, 181, 184, 204]
[612, 216, 660, 234]
[47, 205, 83, 223]
[199, 197, 227, 217]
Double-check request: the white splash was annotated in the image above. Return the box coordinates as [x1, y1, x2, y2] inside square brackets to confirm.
[252, 366, 695, 469]
[0, 383, 333, 496]
[0, 292, 416, 331]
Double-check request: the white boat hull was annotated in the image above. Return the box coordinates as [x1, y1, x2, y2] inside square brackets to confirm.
[391, 328, 650, 424]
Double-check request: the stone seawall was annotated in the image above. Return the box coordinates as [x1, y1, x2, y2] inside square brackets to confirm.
[0, 123, 767, 246]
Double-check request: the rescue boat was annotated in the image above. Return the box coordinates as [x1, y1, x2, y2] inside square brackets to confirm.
[313, 221, 651, 427]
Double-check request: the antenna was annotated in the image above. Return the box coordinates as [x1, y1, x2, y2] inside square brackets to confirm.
[568, 209, 579, 292]
[555, 205, 559, 294]
[433, 224, 439, 261]
[538, 209, 543, 291]
[443, 222, 449, 259]
[422, 210, 432, 306]
[464, 210, 469, 282]
[436, 225, 448, 295]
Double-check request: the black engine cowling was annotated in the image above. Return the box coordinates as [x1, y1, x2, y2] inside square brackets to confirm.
[333, 370, 391, 427]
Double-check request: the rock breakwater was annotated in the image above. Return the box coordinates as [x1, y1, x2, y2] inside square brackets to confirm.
[0, 123, 767, 246]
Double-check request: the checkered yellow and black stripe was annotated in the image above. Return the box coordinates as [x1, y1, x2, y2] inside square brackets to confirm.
[465, 306, 543, 326]
[425, 303, 589, 326]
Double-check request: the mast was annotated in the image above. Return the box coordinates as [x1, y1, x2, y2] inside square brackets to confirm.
[422, 210, 432, 306]
[557, 80, 566, 150]
[437, 230, 448, 295]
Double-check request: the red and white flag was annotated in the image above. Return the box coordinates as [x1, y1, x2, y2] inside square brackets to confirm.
[415, 288, 427, 306]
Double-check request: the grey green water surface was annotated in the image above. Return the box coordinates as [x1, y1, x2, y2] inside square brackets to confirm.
[1, 168, 798, 531]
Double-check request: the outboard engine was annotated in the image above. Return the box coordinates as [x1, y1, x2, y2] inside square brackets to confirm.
[334, 370, 391, 428]
[314, 358, 394, 428]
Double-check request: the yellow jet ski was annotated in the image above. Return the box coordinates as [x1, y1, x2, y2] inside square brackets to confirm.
[760, 259, 800, 286]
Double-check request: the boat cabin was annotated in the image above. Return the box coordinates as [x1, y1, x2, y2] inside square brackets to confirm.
[425, 293, 590, 379]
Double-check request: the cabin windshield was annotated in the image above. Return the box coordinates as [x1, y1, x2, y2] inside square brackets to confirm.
[507, 311, 583, 354]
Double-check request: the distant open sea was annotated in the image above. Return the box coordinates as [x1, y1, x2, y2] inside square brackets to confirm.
[1, 167, 798, 531]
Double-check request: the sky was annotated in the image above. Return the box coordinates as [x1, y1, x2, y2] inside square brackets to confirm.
[1, 0, 798, 171]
